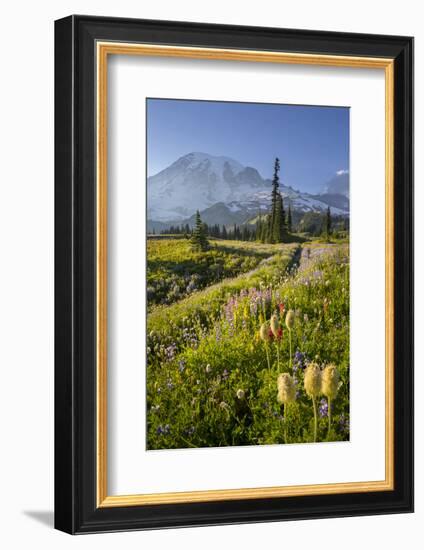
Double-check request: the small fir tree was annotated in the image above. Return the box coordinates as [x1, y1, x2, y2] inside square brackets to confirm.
[325, 206, 332, 240]
[273, 193, 282, 242]
[278, 193, 287, 241]
[287, 204, 292, 233]
[190, 210, 209, 251]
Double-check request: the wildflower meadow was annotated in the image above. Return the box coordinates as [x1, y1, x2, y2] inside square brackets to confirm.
[146, 239, 350, 449]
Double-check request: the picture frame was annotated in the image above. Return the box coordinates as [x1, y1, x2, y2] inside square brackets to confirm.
[54, 15, 414, 534]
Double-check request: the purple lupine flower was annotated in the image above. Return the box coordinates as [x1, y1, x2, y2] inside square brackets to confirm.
[319, 398, 328, 418]
[293, 350, 307, 371]
[164, 342, 177, 361]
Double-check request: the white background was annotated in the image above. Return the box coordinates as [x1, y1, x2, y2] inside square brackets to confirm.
[0, 1, 420, 548]
[108, 56, 386, 495]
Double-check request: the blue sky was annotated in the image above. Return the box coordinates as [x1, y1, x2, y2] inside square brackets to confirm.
[147, 98, 349, 194]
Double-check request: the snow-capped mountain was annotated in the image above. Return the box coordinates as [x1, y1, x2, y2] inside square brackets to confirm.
[147, 152, 349, 227]
[147, 152, 267, 222]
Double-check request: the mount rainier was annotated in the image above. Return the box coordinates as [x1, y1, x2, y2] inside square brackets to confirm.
[147, 152, 349, 228]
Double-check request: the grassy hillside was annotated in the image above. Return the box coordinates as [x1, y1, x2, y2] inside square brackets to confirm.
[147, 238, 290, 308]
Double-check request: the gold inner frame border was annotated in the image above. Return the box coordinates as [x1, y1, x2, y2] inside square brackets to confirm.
[96, 42, 394, 508]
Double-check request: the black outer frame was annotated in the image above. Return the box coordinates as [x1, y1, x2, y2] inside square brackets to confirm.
[54, 15, 414, 534]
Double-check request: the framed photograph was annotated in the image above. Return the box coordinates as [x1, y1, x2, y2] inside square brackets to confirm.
[54, 15, 413, 534]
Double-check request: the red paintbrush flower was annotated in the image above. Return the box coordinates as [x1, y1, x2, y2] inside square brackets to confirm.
[279, 303, 285, 315]
[268, 328, 274, 341]
[277, 327, 283, 340]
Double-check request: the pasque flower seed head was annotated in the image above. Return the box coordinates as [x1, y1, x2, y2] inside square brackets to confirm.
[321, 364, 340, 400]
[304, 362, 322, 398]
[285, 309, 295, 330]
[260, 322, 271, 342]
[270, 314, 279, 338]
[277, 373, 296, 404]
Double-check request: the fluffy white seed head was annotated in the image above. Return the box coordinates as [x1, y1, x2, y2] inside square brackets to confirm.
[277, 373, 296, 404]
[259, 322, 271, 342]
[321, 364, 340, 400]
[304, 362, 322, 398]
[270, 314, 279, 338]
[285, 309, 295, 330]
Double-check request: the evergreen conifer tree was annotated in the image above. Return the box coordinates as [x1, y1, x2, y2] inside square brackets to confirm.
[325, 206, 332, 240]
[287, 204, 292, 233]
[278, 193, 287, 241]
[190, 210, 209, 251]
[268, 157, 280, 243]
[273, 193, 282, 242]
[281, 194, 286, 229]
